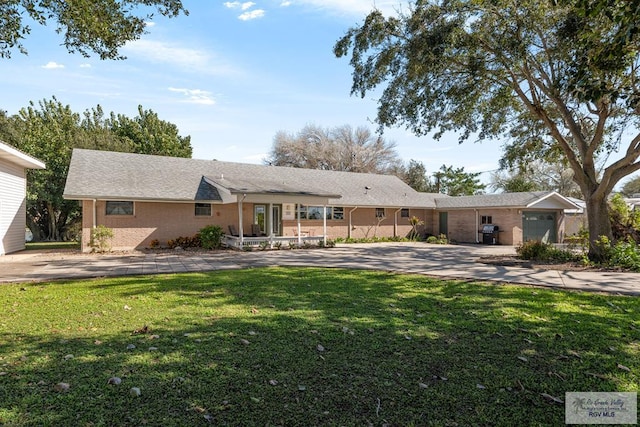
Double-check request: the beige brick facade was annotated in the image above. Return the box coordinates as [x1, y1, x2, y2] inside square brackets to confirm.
[81, 201, 436, 251]
[435, 208, 567, 245]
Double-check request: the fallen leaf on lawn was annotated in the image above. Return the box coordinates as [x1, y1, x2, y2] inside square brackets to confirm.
[250, 397, 260, 403]
[148, 346, 158, 351]
[63, 354, 74, 361]
[617, 363, 631, 372]
[54, 382, 70, 392]
[132, 325, 149, 334]
[124, 305, 131, 311]
[419, 382, 428, 389]
[517, 356, 528, 362]
[94, 340, 102, 345]
[107, 377, 122, 385]
[494, 332, 503, 337]
[404, 335, 412, 340]
[476, 384, 486, 389]
[317, 344, 325, 352]
[269, 379, 278, 386]
[149, 334, 160, 340]
[298, 385, 306, 391]
[567, 350, 581, 359]
[127, 344, 136, 350]
[540, 392, 563, 404]
[203, 414, 212, 422]
[248, 331, 257, 336]
[129, 387, 141, 397]
[239, 339, 250, 345]
[586, 372, 608, 380]
[523, 338, 533, 344]
[609, 346, 616, 352]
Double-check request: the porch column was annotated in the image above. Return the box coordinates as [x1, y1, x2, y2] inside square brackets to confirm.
[394, 208, 402, 238]
[297, 203, 302, 245]
[268, 202, 274, 248]
[238, 195, 245, 247]
[323, 205, 327, 245]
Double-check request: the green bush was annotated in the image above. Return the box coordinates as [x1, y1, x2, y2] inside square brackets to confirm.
[426, 234, 448, 244]
[596, 236, 640, 271]
[516, 240, 578, 262]
[90, 225, 114, 253]
[199, 225, 224, 249]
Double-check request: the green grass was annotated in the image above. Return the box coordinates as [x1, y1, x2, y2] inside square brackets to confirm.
[25, 241, 79, 251]
[0, 268, 638, 426]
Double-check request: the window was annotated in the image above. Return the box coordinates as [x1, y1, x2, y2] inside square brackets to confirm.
[332, 207, 344, 220]
[481, 215, 492, 224]
[375, 208, 386, 218]
[195, 203, 211, 216]
[401, 208, 410, 218]
[106, 201, 133, 215]
[296, 205, 341, 220]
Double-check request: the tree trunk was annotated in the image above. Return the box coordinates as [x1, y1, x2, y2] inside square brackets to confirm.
[585, 194, 612, 262]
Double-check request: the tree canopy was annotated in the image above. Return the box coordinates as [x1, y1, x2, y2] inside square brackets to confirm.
[266, 124, 403, 174]
[620, 175, 640, 197]
[3, 97, 192, 241]
[0, 0, 187, 59]
[490, 162, 582, 197]
[335, 0, 640, 259]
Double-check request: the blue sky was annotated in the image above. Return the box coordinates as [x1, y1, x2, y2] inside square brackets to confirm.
[1, 0, 502, 183]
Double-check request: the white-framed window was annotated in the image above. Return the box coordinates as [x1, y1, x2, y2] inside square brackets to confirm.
[401, 208, 410, 218]
[195, 203, 211, 216]
[375, 208, 386, 218]
[106, 201, 133, 216]
[296, 205, 344, 220]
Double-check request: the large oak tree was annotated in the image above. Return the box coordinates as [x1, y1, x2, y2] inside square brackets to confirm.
[335, 0, 640, 260]
[1, 0, 187, 59]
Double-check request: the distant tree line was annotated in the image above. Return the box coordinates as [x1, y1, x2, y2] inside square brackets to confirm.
[0, 97, 192, 242]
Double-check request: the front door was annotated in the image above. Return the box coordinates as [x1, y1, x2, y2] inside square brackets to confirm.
[439, 212, 448, 237]
[271, 205, 282, 236]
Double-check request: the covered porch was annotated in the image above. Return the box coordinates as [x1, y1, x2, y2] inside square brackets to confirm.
[209, 176, 340, 250]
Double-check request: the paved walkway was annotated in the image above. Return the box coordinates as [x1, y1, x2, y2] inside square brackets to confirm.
[0, 243, 639, 295]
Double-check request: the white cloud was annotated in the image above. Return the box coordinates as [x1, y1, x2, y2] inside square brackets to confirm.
[79, 63, 91, 68]
[238, 9, 265, 20]
[145, 21, 156, 27]
[124, 39, 238, 76]
[293, 0, 406, 16]
[224, 1, 256, 10]
[42, 61, 64, 69]
[280, 1, 292, 6]
[168, 87, 216, 105]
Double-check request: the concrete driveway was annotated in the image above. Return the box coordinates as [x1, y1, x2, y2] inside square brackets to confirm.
[0, 242, 638, 295]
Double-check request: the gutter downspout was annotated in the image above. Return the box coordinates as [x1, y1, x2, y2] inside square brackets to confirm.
[348, 207, 358, 239]
[474, 209, 479, 243]
[393, 208, 402, 238]
[91, 199, 97, 253]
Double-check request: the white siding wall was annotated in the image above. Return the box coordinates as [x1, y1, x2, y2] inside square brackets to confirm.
[0, 158, 27, 255]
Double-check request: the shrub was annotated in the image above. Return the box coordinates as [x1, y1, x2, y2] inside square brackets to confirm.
[596, 236, 640, 271]
[426, 234, 448, 244]
[167, 234, 201, 249]
[516, 240, 578, 263]
[199, 225, 224, 249]
[149, 239, 160, 249]
[90, 225, 114, 253]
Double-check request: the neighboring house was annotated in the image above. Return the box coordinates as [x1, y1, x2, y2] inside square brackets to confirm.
[63, 149, 579, 251]
[0, 141, 46, 255]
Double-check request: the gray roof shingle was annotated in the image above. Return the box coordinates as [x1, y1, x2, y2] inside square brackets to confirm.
[433, 191, 578, 209]
[63, 149, 438, 208]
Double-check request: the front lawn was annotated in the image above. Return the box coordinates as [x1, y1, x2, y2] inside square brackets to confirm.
[0, 268, 637, 426]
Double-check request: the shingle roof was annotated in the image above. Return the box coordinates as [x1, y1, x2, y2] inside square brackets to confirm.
[433, 191, 579, 210]
[63, 149, 438, 208]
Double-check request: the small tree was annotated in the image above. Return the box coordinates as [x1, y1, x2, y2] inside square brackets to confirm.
[90, 225, 114, 253]
[408, 216, 425, 240]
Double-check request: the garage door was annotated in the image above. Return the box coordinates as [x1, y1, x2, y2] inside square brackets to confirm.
[523, 211, 556, 243]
